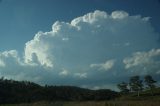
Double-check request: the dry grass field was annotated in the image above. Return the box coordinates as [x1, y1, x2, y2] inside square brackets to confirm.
[0, 100, 160, 106]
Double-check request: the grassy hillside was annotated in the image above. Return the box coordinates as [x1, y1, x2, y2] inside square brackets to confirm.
[0, 78, 118, 104]
[117, 87, 160, 101]
[0, 88, 160, 106]
[0, 101, 160, 106]
[0, 78, 160, 106]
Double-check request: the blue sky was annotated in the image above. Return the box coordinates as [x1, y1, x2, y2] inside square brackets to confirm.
[0, 0, 160, 90]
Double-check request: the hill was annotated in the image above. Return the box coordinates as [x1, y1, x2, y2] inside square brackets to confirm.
[117, 87, 160, 101]
[0, 78, 118, 104]
[1, 77, 160, 105]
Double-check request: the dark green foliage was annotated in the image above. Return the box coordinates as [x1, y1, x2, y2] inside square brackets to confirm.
[0, 78, 42, 103]
[144, 75, 156, 88]
[93, 89, 119, 100]
[117, 82, 129, 94]
[117, 75, 158, 97]
[0, 78, 118, 104]
[144, 75, 157, 95]
[129, 76, 143, 97]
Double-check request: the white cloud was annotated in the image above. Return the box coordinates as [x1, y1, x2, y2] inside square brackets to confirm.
[0, 50, 22, 66]
[111, 11, 128, 19]
[90, 59, 115, 71]
[1, 50, 18, 57]
[71, 10, 108, 26]
[124, 42, 130, 46]
[74, 73, 87, 78]
[24, 10, 159, 70]
[0, 10, 160, 89]
[62, 38, 69, 41]
[82, 84, 118, 91]
[92, 84, 118, 91]
[0, 60, 5, 67]
[123, 49, 160, 74]
[24, 31, 54, 68]
[59, 68, 69, 76]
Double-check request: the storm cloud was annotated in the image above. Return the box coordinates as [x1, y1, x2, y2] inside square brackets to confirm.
[0, 10, 160, 90]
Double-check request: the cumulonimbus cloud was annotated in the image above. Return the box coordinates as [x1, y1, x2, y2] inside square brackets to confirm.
[24, 10, 159, 68]
[0, 10, 160, 89]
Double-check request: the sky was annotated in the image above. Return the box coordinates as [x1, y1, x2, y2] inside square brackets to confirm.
[0, 0, 160, 90]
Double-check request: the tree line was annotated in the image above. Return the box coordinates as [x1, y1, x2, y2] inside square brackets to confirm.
[0, 77, 118, 104]
[0, 75, 158, 104]
[117, 75, 157, 96]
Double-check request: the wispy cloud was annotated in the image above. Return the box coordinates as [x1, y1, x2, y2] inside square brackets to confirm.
[123, 49, 160, 75]
[59, 68, 69, 76]
[90, 59, 115, 71]
[74, 73, 87, 78]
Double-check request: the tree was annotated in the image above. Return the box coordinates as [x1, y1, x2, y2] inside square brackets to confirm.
[117, 82, 129, 94]
[144, 75, 156, 96]
[129, 76, 143, 97]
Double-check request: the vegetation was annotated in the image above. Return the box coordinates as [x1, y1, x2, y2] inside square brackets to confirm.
[144, 75, 157, 96]
[129, 76, 143, 97]
[0, 75, 160, 106]
[0, 77, 118, 104]
[117, 75, 158, 97]
[0, 100, 160, 106]
[117, 82, 129, 94]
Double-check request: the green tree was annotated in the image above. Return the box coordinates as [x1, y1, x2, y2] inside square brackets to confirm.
[117, 82, 129, 94]
[144, 75, 156, 96]
[129, 76, 143, 97]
